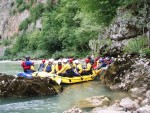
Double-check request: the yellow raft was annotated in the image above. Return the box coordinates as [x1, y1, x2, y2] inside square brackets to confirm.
[32, 72, 97, 84]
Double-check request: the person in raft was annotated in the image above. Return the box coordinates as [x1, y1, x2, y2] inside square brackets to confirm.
[81, 58, 93, 75]
[57, 58, 79, 77]
[38, 59, 46, 72]
[74, 60, 83, 75]
[21, 56, 35, 75]
[55, 60, 64, 74]
[43, 59, 55, 74]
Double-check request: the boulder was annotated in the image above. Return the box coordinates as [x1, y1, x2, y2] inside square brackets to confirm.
[77, 96, 110, 108]
[136, 105, 150, 113]
[90, 103, 128, 113]
[120, 97, 140, 111]
[63, 106, 86, 113]
[0, 74, 63, 97]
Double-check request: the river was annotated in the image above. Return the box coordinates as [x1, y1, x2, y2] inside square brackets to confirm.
[0, 61, 129, 113]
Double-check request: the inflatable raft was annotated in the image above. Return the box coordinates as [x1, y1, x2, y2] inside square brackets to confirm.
[32, 71, 97, 84]
[17, 72, 32, 78]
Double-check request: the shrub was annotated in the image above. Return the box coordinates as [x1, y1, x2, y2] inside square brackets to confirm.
[16, 0, 24, 8]
[143, 48, 150, 57]
[2, 39, 11, 46]
[18, 2, 26, 12]
[4, 48, 11, 56]
[30, 4, 44, 22]
[123, 36, 147, 54]
[19, 18, 30, 31]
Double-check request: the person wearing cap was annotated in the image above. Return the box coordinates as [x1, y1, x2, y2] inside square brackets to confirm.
[57, 58, 79, 77]
[21, 56, 35, 74]
[81, 58, 93, 75]
[43, 59, 55, 74]
[74, 60, 83, 75]
[55, 59, 64, 73]
[38, 59, 46, 72]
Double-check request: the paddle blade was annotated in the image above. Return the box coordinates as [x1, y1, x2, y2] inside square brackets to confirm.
[56, 78, 61, 84]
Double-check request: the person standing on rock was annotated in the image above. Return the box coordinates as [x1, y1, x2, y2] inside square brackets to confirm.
[21, 56, 35, 75]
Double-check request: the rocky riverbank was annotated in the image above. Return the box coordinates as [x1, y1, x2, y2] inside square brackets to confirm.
[0, 73, 63, 97]
[63, 56, 150, 113]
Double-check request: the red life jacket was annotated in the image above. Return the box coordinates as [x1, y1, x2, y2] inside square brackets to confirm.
[58, 65, 62, 71]
[21, 61, 31, 70]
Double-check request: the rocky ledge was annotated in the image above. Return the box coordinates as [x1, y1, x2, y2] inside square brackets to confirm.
[0, 73, 63, 97]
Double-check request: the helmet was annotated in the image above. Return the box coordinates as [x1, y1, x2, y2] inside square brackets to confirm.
[25, 56, 30, 61]
[58, 60, 62, 64]
[49, 59, 54, 62]
[68, 58, 73, 63]
[63, 59, 68, 63]
[74, 60, 79, 64]
[85, 58, 90, 63]
[42, 59, 45, 63]
[99, 58, 104, 63]
[58, 60, 62, 63]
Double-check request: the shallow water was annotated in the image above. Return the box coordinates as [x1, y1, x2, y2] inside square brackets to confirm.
[0, 61, 129, 113]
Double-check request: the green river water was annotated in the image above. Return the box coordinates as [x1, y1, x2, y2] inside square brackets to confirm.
[0, 61, 129, 113]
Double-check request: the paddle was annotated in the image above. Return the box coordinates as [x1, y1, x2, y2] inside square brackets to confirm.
[78, 73, 83, 80]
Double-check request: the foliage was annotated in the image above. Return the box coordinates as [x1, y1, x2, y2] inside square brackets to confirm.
[16, 0, 24, 8]
[29, 3, 44, 22]
[123, 35, 147, 55]
[19, 18, 30, 31]
[141, 48, 150, 57]
[4, 48, 11, 56]
[2, 39, 11, 46]
[18, 2, 26, 12]
[3, 0, 147, 60]
[11, 34, 28, 55]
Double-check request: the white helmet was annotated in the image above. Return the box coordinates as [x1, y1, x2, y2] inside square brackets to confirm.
[63, 59, 68, 63]
[57, 60, 62, 63]
[49, 59, 54, 62]
[74, 60, 79, 64]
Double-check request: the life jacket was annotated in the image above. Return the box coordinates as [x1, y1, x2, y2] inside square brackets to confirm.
[58, 64, 62, 71]
[38, 63, 45, 71]
[66, 63, 75, 75]
[92, 62, 97, 69]
[45, 64, 52, 72]
[84, 64, 93, 74]
[21, 61, 31, 71]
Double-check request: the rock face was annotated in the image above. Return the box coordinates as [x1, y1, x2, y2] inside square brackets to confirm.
[0, 0, 12, 39]
[100, 56, 150, 93]
[0, 74, 63, 97]
[106, 4, 150, 41]
[0, 0, 31, 39]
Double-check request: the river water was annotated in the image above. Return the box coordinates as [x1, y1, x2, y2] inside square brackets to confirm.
[0, 61, 129, 113]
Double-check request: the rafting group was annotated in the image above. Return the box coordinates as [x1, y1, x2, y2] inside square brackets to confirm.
[17, 55, 113, 84]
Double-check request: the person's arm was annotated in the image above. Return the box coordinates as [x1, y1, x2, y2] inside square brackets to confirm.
[84, 64, 91, 71]
[78, 64, 83, 74]
[50, 65, 55, 74]
[57, 65, 67, 74]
